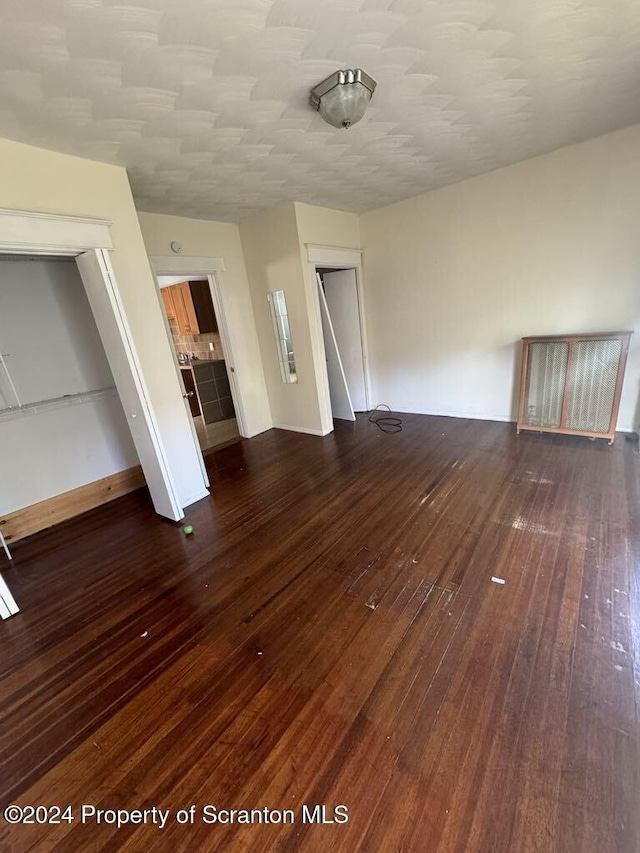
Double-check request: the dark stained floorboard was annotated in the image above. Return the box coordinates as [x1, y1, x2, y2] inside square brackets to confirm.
[0, 413, 638, 852]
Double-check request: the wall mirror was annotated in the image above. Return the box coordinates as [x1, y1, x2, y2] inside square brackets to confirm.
[268, 289, 297, 384]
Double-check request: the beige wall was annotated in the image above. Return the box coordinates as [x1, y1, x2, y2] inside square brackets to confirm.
[0, 138, 207, 509]
[294, 203, 362, 432]
[137, 211, 271, 436]
[240, 203, 322, 432]
[294, 202, 361, 250]
[239, 202, 362, 434]
[360, 125, 640, 430]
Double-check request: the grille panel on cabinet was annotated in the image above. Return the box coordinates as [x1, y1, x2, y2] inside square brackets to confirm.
[523, 342, 569, 428]
[566, 339, 622, 434]
[517, 331, 631, 444]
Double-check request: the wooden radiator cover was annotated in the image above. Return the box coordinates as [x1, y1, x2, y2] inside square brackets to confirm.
[516, 331, 632, 444]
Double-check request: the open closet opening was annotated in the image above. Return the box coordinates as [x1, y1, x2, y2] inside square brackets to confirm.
[157, 275, 240, 454]
[0, 254, 142, 547]
[315, 266, 368, 423]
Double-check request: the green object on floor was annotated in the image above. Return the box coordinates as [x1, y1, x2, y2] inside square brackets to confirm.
[183, 525, 194, 535]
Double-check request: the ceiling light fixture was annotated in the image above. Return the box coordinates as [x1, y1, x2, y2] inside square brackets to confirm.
[310, 69, 377, 129]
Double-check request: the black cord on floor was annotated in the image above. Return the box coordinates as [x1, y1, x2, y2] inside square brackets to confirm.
[368, 404, 403, 434]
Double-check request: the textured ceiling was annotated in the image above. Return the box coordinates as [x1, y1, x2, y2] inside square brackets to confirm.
[1, 0, 640, 222]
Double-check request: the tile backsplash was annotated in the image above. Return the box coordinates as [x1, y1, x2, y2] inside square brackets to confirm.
[168, 318, 225, 361]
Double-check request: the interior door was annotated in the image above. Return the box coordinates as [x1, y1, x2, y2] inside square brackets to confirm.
[158, 284, 210, 488]
[76, 249, 184, 521]
[322, 269, 367, 411]
[317, 274, 355, 422]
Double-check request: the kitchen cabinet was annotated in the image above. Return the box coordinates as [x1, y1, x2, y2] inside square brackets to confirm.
[172, 282, 199, 334]
[188, 280, 218, 333]
[161, 288, 176, 321]
[161, 281, 218, 335]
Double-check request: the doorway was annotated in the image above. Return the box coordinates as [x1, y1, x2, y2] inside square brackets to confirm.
[315, 265, 369, 422]
[0, 209, 187, 529]
[149, 256, 249, 465]
[157, 274, 240, 454]
[0, 256, 139, 519]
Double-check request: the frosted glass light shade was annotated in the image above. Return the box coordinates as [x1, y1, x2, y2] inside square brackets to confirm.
[310, 69, 377, 129]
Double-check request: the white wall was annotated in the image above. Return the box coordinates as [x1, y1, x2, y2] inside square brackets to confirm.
[0, 393, 138, 515]
[0, 137, 207, 511]
[138, 211, 272, 437]
[0, 258, 114, 405]
[0, 258, 138, 515]
[359, 125, 640, 430]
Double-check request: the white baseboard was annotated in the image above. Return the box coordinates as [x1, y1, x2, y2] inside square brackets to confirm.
[273, 423, 331, 437]
[241, 424, 273, 439]
[378, 406, 515, 423]
[377, 406, 635, 432]
[181, 488, 210, 509]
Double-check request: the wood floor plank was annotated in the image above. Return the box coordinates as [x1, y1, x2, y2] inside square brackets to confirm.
[0, 414, 638, 852]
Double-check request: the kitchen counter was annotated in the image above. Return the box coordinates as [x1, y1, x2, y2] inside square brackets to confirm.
[179, 358, 224, 370]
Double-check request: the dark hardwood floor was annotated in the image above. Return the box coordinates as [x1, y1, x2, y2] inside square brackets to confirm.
[1, 414, 638, 852]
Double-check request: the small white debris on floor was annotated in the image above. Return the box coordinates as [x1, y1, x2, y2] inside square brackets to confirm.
[610, 640, 627, 653]
[491, 576, 506, 585]
[614, 665, 623, 672]
[140, 631, 148, 638]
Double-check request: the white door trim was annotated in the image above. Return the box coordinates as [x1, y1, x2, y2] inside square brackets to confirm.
[149, 255, 248, 438]
[306, 245, 362, 267]
[149, 255, 225, 274]
[0, 208, 113, 252]
[304, 244, 371, 429]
